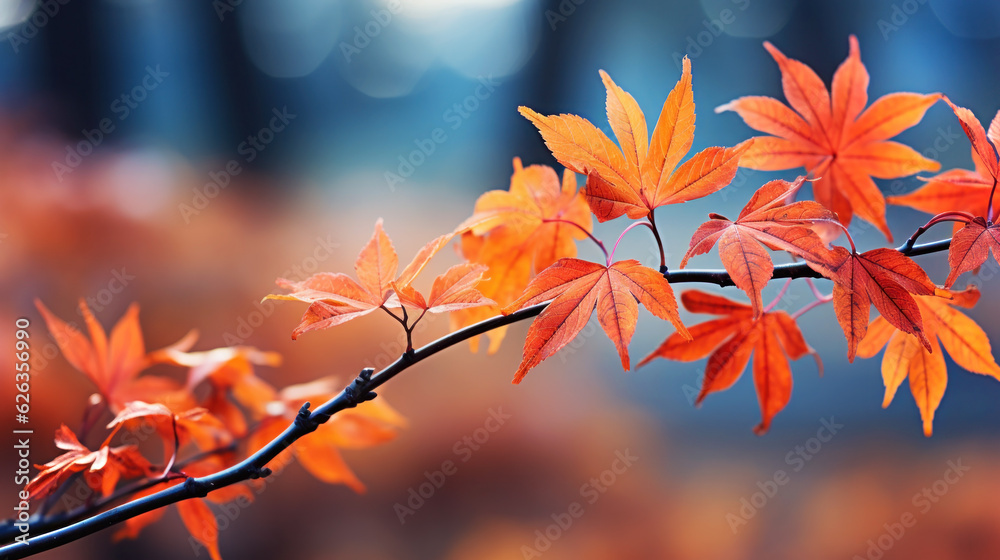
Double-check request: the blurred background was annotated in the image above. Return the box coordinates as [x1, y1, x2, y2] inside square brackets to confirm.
[2, 0, 1000, 558]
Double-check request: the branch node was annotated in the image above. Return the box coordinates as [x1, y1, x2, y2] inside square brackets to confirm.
[344, 368, 377, 408]
[183, 477, 210, 498]
[250, 466, 272, 480]
[293, 402, 319, 432]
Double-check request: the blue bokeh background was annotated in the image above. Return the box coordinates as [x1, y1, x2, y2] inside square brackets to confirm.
[3, 1, 1000, 559]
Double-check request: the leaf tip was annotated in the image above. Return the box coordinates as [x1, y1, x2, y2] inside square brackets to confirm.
[847, 34, 860, 56]
[714, 101, 733, 114]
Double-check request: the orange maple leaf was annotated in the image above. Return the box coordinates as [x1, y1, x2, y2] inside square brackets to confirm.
[889, 147, 999, 223]
[638, 290, 818, 434]
[858, 286, 1000, 436]
[945, 217, 1000, 287]
[502, 258, 690, 382]
[25, 425, 151, 501]
[34, 299, 198, 412]
[454, 158, 593, 353]
[891, 99, 1000, 287]
[267, 219, 454, 339]
[717, 35, 941, 240]
[392, 263, 494, 315]
[519, 58, 751, 222]
[247, 377, 407, 492]
[809, 246, 936, 361]
[158, 346, 282, 437]
[680, 176, 837, 316]
[107, 401, 234, 460]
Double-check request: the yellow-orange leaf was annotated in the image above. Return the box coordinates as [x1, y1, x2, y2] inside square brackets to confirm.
[267, 220, 459, 339]
[520, 58, 749, 222]
[858, 287, 1000, 436]
[34, 299, 197, 412]
[454, 158, 592, 352]
[393, 263, 494, 314]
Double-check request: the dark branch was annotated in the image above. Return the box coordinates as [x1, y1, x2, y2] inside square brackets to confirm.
[668, 238, 952, 287]
[0, 238, 952, 558]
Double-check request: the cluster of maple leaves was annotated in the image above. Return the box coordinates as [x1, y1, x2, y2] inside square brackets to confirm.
[26, 34, 1000, 558]
[265, 35, 1000, 437]
[30, 300, 405, 559]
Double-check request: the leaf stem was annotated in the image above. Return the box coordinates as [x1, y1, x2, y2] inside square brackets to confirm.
[989, 176, 997, 224]
[609, 221, 656, 266]
[792, 293, 833, 320]
[381, 304, 415, 351]
[761, 278, 793, 314]
[647, 210, 667, 272]
[544, 218, 608, 262]
[804, 278, 825, 301]
[161, 415, 180, 480]
[900, 211, 975, 253]
[816, 218, 857, 253]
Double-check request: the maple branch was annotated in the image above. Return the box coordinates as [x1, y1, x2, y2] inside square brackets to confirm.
[0, 472, 186, 548]
[0, 304, 549, 558]
[0, 238, 955, 558]
[669, 238, 952, 287]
